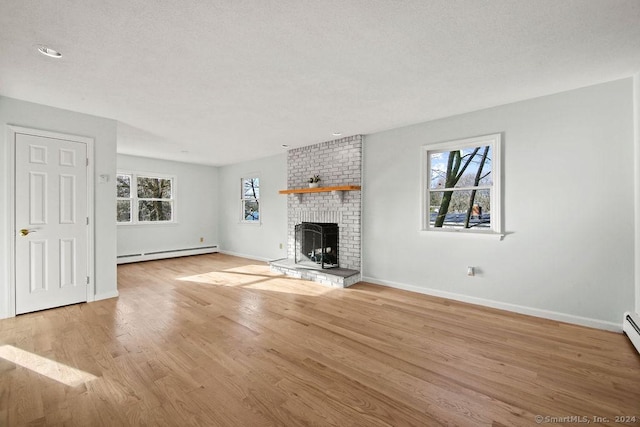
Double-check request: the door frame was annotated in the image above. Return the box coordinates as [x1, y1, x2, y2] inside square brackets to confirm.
[6, 125, 95, 317]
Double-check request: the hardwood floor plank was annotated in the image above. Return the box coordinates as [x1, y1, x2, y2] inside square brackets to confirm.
[1, 253, 639, 426]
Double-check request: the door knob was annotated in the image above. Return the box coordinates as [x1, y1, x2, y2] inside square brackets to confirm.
[19, 229, 34, 236]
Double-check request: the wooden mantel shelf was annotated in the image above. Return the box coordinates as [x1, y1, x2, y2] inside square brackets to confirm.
[279, 185, 361, 195]
[279, 185, 361, 202]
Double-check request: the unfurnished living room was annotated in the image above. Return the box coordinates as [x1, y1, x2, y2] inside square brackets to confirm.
[1, 1, 640, 426]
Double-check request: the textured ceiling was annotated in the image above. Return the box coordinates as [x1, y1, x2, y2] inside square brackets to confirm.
[1, 0, 639, 166]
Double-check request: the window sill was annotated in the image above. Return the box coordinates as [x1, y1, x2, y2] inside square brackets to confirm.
[117, 221, 179, 227]
[422, 228, 504, 240]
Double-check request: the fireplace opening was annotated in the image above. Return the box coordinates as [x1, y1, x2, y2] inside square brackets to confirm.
[295, 222, 339, 269]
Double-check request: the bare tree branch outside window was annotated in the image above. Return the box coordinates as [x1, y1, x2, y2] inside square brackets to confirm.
[429, 145, 493, 229]
[242, 177, 260, 222]
[116, 173, 174, 223]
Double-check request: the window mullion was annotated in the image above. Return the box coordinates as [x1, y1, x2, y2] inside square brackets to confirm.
[430, 185, 493, 192]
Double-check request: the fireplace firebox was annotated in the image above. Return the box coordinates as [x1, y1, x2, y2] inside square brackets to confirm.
[295, 222, 339, 269]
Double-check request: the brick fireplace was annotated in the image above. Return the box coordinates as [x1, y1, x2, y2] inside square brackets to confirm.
[270, 135, 362, 287]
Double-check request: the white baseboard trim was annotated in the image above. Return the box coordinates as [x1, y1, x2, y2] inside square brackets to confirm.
[361, 275, 622, 332]
[623, 312, 640, 354]
[94, 290, 119, 301]
[117, 246, 219, 264]
[218, 250, 273, 263]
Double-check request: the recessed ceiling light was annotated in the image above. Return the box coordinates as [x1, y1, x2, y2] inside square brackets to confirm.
[37, 45, 62, 58]
[332, 132, 342, 137]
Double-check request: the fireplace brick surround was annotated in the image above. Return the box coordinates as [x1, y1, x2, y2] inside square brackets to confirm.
[271, 135, 362, 287]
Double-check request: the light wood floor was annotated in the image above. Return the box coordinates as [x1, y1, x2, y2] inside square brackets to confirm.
[1, 254, 639, 426]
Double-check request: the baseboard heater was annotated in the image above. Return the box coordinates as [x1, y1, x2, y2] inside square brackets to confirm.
[623, 312, 640, 355]
[117, 245, 218, 264]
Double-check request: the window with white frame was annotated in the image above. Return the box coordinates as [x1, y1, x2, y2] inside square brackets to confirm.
[117, 172, 175, 224]
[423, 133, 501, 234]
[241, 177, 260, 223]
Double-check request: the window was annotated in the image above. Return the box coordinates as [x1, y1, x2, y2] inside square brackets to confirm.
[116, 174, 132, 222]
[117, 172, 175, 224]
[241, 177, 260, 223]
[423, 133, 501, 234]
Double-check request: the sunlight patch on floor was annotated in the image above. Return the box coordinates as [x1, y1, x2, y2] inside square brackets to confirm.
[243, 280, 333, 296]
[176, 270, 264, 286]
[0, 345, 97, 387]
[177, 265, 334, 296]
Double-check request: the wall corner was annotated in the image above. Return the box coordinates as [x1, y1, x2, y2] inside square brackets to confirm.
[634, 73, 640, 315]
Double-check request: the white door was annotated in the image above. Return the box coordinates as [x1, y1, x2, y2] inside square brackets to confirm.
[15, 133, 89, 314]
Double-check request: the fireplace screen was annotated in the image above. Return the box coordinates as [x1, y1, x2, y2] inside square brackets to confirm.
[295, 222, 339, 269]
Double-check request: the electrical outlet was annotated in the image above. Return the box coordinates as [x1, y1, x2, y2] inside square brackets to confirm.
[200, 237, 204, 243]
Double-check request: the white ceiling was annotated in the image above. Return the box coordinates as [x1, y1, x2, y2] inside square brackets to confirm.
[1, 1, 639, 166]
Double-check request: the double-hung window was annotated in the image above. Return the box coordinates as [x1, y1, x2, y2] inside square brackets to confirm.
[117, 172, 175, 224]
[423, 133, 501, 235]
[241, 177, 260, 223]
[116, 174, 133, 223]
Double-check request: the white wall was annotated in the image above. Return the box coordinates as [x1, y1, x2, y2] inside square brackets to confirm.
[218, 153, 287, 261]
[362, 78, 635, 329]
[0, 96, 118, 317]
[116, 154, 219, 256]
[635, 73, 640, 315]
